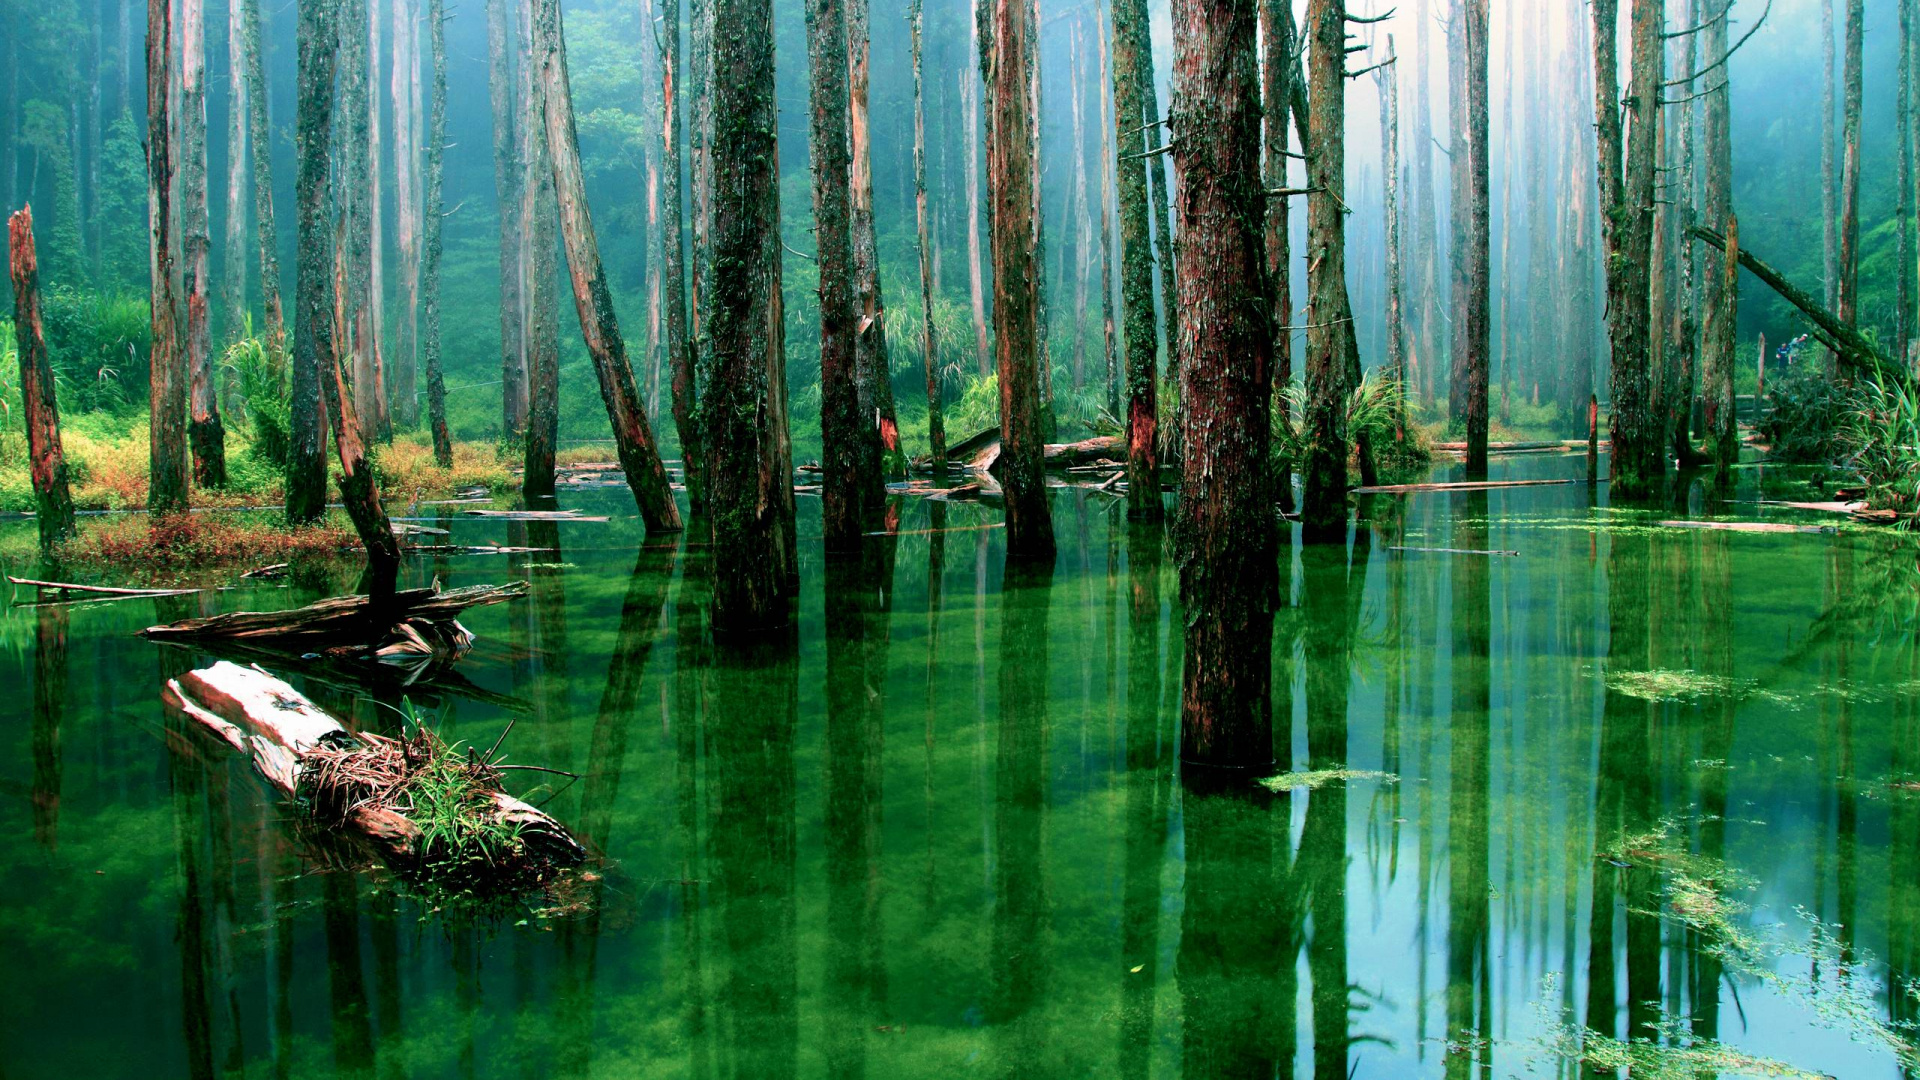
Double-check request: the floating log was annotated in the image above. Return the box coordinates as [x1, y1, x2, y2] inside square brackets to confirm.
[458, 509, 611, 522]
[1756, 499, 1866, 514]
[1043, 435, 1125, 466]
[1430, 440, 1566, 453]
[1389, 546, 1521, 557]
[10, 576, 203, 600]
[163, 660, 583, 872]
[1657, 520, 1838, 535]
[141, 581, 527, 658]
[1351, 479, 1576, 495]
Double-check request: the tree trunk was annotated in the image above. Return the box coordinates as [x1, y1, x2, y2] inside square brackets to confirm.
[8, 208, 77, 551]
[222, 0, 248, 348]
[1098, 11, 1119, 420]
[1300, 0, 1355, 539]
[241, 0, 284, 353]
[341, 0, 381, 444]
[913, 0, 944, 466]
[982, 0, 1054, 556]
[1112, 0, 1160, 521]
[1899, 0, 1914, 357]
[703, 0, 792, 626]
[1173, 0, 1273, 768]
[519, 0, 560, 499]
[1837, 0, 1862, 332]
[1069, 24, 1092, 394]
[811, 0, 875, 549]
[661, 0, 700, 512]
[1461, 0, 1489, 476]
[1822, 0, 1838, 359]
[964, 61, 990, 376]
[848, 0, 905, 477]
[1701, 9, 1737, 474]
[148, 0, 190, 514]
[488, 0, 526, 439]
[1446, 1, 1467, 426]
[422, 0, 450, 465]
[391, 0, 420, 428]
[528, 0, 682, 534]
[1410, 0, 1440, 408]
[1378, 40, 1404, 439]
[183, 0, 226, 488]
[1261, 0, 1294, 509]
[1136, 8, 1176, 384]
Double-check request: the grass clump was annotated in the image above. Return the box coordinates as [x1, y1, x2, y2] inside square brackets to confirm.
[1259, 768, 1398, 793]
[50, 513, 356, 582]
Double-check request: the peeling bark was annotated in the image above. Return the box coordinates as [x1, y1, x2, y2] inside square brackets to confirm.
[8, 208, 77, 551]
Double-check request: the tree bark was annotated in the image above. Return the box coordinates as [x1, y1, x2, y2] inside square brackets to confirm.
[183, 0, 227, 487]
[1173, 0, 1273, 768]
[1098, 11, 1119, 420]
[1112, 0, 1160, 521]
[913, 0, 945, 466]
[847, 0, 905, 477]
[8, 208, 77, 551]
[422, 0, 450, 465]
[391, 0, 420, 427]
[488, 0, 527, 439]
[241, 0, 284, 352]
[1300, 0, 1356, 539]
[528, 0, 682, 534]
[1378, 39, 1405, 440]
[1136, 7, 1176, 383]
[703, 0, 793, 627]
[1410, 0, 1440, 407]
[661, 0, 700, 512]
[1447, 0, 1467, 425]
[964, 61, 990, 376]
[222, 0, 248, 348]
[148, 0, 190, 514]
[1069, 25, 1091, 394]
[982, 0, 1055, 557]
[520, 0, 559, 498]
[1701, 8, 1737, 474]
[1822, 0, 1838, 358]
[1261, 0, 1294, 510]
[341, 0, 382, 443]
[1461, 0, 1489, 476]
[1837, 0, 1862, 332]
[1900, 0, 1914, 357]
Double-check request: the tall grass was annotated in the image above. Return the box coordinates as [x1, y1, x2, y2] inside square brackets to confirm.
[1842, 378, 1920, 517]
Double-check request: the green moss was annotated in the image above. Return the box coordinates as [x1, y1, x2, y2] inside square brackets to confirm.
[1258, 768, 1398, 793]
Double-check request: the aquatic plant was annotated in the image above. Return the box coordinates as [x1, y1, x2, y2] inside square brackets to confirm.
[1259, 768, 1399, 793]
[1841, 376, 1920, 518]
[1532, 1002, 1828, 1079]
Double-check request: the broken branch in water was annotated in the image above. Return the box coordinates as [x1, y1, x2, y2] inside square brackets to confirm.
[1389, 546, 1521, 557]
[8, 576, 204, 602]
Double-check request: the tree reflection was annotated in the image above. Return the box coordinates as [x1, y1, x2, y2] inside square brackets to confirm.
[991, 557, 1052, 1078]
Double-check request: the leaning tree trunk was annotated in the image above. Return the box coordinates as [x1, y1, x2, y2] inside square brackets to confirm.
[422, 0, 450, 465]
[703, 0, 792, 627]
[660, 0, 700, 512]
[8, 208, 77, 551]
[183, 0, 227, 488]
[1261, 0, 1294, 509]
[489, 0, 527, 440]
[983, 0, 1056, 557]
[241, 0, 284, 352]
[1173, 0, 1275, 769]
[148, 0, 190, 515]
[1838, 0, 1862, 333]
[1112, 0, 1161, 521]
[527, 0, 681, 533]
[913, 0, 944, 466]
[222, 0, 248, 349]
[848, 0, 906, 478]
[810, 0, 875, 550]
[1300, 0, 1356, 539]
[1461, 0, 1489, 476]
[1701, 10, 1738, 474]
[520, 7, 560, 499]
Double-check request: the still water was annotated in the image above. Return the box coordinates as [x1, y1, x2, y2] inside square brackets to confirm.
[5, 455, 1920, 1078]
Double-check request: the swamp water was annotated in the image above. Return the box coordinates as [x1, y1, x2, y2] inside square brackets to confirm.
[5, 455, 1920, 1078]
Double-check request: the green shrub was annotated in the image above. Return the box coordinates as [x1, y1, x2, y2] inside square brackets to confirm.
[1758, 364, 1850, 463]
[1842, 378, 1920, 516]
[38, 288, 150, 414]
[227, 329, 292, 468]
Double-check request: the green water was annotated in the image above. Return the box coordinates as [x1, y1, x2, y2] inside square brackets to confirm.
[6, 455, 1920, 1078]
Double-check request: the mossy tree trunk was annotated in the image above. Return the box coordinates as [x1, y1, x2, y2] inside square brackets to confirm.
[519, 3, 560, 498]
[148, 0, 190, 515]
[422, 0, 450, 466]
[1701, 10, 1738, 475]
[390, 0, 420, 428]
[8, 208, 77, 551]
[1111, 0, 1160, 521]
[1261, 0, 1294, 510]
[848, 0, 905, 477]
[964, 47, 989, 377]
[488, 0, 527, 439]
[1300, 0, 1356, 539]
[1460, 0, 1489, 477]
[661, 0, 700, 512]
[222, 0, 248, 349]
[340, 0, 382, 443]
[183, 0, 227, 487]
[1376, 39, 1405, 439]
[241, 0, 284, 352]
[1837, 0, 1862, 333]
[912, 0, 944, 466]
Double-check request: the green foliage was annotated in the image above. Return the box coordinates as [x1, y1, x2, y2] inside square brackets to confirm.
[0, 319, 19, 468]
[37, 288, 150, 414]
[1273, 372, 1430, 473]
[1757, 364, 1849, 463]
[225, 327, 292, 468]
[1841, 377, 1920, 517]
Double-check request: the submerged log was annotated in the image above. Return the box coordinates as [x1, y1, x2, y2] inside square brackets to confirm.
[142, 581, 527, 656]
[163, 660, 584, 870]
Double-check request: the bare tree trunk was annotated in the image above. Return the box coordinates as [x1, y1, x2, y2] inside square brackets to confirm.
[848, 0, 905, 476]
[1301, 0, 1355, 537]
[222, 0, 248, 347]
[1702, 6, 1737, 475]
[1447, 1, 1467, 426]
[1262, 0, 1294, 511]
[1410, 0, 1440, 407]
[488, 0, 526, 439]
[9, 208, 77, 550]
[422, 0, 450, 465]
[661, 0, 700, 512]
[1070, 24, 1092, 393]
[519, 0, 559, 498]
[241, 0, 284, 352]
[1173, 0, 1273, 768]
[149, 0, 190, 514]
[368, 0, 388, 441]
[288, 0, 338, 525]
[183, 0, 226, 487]
[1495, 2, 1511, 427]
[704, 0, 791, 626]
[964, 62, 990, 376]
[982, 0, 1055, 556]
[1098, 11, 1119, 420]
[1378, 39, 1405, 440]
[1900, 0, 1914, 356]
[1822, 0, 1838, 361]
[913, 0, 944, 465]
[1135, 9, 1175, 380]
[1453, 0, 1487, 476]
[1113, 0, 1160, 521]
[1838, 0, 1862, 332]
[528, 0, 680, 533]
[811, 0, 875, 549]
[341, 0, 382, 443]
[391, 0, 420, 428]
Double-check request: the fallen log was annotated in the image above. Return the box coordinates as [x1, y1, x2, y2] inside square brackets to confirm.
[459, 509, 611, 522]
[1389, 546, 1521, 557]
[163, 660, 583, 877]
[141, 581, 527, 660]
[1043, 436, 1125, 466]
[10, 576, 203, 599]
[1430, 440, 1566, 453]
[1657, 520, 1837, 535]
[1351, 479, 1576, 495]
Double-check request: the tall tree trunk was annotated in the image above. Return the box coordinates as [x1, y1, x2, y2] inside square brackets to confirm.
[964, 62, 990, 376]
[422, 0, 450, 465]
[520, 0, 559, 498]
[1173, 0, 1273, 768]
[182, 0, 227, 487]
[148, 0, 190, 514]
[489, 0, 526, 439]
[1112, 0, 1160, 521]
[288, 0, 337, 525]
[1378, 39, 1405, 439]
[369, 0, 388, 441]
[811, 0, 876, 549]
[1591, 0, 1661, 496]
[982, 0, 1055, 556]
[913, 0, 944, 465]
[9, 207, 78, 550]
[1098, 11, 1119, 420]
[1447, 1, 1468, 426]
[1822, 0, 1838, 360]
[661, 0, 700, 512]
[1495, 1, 1512, 426]
[848, 0, 905, 476]
[242, 0, 284, 352]
[1838, 0, 1862, 332]
[1410, 0, 1440, 407]
[704, 0, 792, 626]
[1137, 9, 1176, 385]
[528, 0, 683, 533]
[689, 0, 712, 379]
[341, 0, 381, 443]
[1261, 0, 1294, 511]
[222, 0, 248, 347]
[1701, 8, 1737, 474]
[1300, 0, 1356, 539]
[1070, 25, 1092, 394]
[1461, 0, 1489, 476]
[392, 0, 420, 427]
[1900, 0, 1914, 357]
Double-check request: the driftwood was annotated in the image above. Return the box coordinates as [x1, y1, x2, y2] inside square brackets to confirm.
[10, 576, 202, 599]
[163, 661, 582, 870]
[1430, 440, 1567, 453]
[141, 581, 527, 661]
[1657, 520, 1838, 535]
[1389, 546, 1521, 557]
[459, 509, 611, 522]
[1351, 479, 1576, 495]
